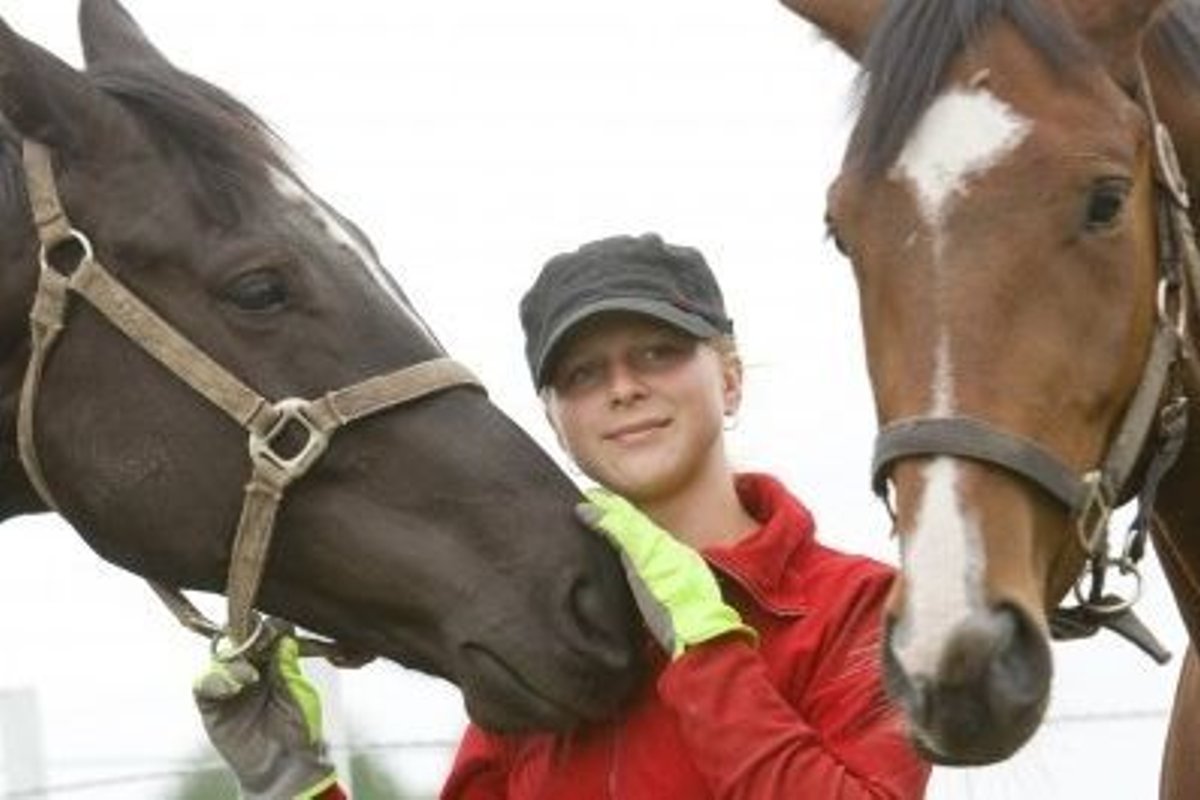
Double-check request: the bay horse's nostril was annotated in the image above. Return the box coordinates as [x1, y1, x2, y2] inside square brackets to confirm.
[983, 604, 1052, 710]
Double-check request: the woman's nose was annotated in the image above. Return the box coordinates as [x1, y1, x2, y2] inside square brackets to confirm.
[606, 361, 648, 405]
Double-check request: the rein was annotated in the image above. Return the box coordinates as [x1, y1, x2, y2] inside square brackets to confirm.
[16, 139, 483, 663]
[870, 63, 1200, 664]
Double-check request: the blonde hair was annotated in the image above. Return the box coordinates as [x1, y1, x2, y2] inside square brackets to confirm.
[705, 334, 742, 375]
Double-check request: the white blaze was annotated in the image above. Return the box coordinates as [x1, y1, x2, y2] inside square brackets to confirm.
[894, 88, 1031, 230]
[889, 89, 1029, 677]
[270, 170, 439, 344]
[895, 336, 986, 677]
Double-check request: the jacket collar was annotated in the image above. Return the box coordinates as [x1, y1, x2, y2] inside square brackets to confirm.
[703, 473, 815, 617]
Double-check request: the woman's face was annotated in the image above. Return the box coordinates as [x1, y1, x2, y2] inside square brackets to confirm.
[543, 313, 741, 502]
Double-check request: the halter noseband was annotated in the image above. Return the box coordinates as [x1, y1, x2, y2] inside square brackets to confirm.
[870, 63, 1200, 663]
[16, 139, 483, 662]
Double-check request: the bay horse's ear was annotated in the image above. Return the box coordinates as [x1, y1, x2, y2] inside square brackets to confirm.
[1065, 0, 1169, 87]
[776, 0, 885, 61]
[0, 14, 122, 153]
[79, 0, 172, 72]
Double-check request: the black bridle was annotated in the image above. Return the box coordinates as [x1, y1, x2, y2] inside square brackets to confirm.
[869, 63, 1200, 664]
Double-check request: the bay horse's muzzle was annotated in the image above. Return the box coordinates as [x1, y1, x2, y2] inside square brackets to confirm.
[884, 602, 1052, 765]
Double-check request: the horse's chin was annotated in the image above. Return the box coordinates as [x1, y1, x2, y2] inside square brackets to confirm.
[457, 643, 608, 732]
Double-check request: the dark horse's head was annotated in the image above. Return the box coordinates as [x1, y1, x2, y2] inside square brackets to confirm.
[0, 0, 642, 731]
[781, 0, 1188, 765]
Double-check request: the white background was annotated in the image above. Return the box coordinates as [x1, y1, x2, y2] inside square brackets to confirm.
[0, 2, 1186, 798]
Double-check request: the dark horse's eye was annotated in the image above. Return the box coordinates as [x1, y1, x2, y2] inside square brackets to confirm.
[1084, 178, 1131, 230]
[223, 268, 288, 313]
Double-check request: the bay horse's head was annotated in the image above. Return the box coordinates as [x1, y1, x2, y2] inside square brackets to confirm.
[0, 0, 642, 732]
[783, 0, 1176, 764]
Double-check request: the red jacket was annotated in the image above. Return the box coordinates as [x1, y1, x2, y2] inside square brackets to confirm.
[440, 474, 930, 799]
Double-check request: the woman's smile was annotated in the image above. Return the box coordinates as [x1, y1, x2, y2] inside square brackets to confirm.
[604, 417, 672, 445]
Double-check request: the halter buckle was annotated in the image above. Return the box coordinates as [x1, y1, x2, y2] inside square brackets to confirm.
[249, 398, 331, 485]
[1154, 122, 1191, 210]
[1074, 470, 1113, 556]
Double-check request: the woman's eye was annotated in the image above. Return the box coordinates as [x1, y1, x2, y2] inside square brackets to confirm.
[224, 269, 288, 312]
[634, 341, 692, 370]
[1085, 179, 1130, 230]
[558, 361, 604, 391]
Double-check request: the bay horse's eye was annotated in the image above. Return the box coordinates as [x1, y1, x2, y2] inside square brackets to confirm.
[1084, 178, 1131, 230]
[825, 213, 849, 256]
[223, 268, 289, 313]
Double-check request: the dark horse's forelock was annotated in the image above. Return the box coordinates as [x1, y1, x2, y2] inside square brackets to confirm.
[0, 65, 302, 229]
[1153, 1, 1200, 88]
[854, 0, 1092, 177]
[89, 65, 300, 227]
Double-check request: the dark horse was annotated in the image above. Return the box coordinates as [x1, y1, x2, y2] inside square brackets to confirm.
[0, 0, 642, 733]
[780, 0, 1200, 794]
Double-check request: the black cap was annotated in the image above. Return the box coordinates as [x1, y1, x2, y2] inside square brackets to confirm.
[520, 233, 734, 387]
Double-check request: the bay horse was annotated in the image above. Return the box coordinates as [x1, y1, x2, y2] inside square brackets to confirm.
[0, 0, 642, 733]
[779, 0, 1200, 793]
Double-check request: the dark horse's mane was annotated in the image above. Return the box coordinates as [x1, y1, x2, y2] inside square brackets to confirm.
[854, 0, 1200, 177]
[1154, 2, 1200, 89]
[0, 63, 300, 228]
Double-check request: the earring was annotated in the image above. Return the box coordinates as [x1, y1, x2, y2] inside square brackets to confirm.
[723, 413, 740, 432]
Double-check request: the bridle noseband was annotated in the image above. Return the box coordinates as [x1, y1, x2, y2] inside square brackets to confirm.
[16, 140, 483, 663]
[869, 64, 1200, 663]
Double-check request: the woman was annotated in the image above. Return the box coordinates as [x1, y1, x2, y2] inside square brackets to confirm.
[194, 233, 930, 799]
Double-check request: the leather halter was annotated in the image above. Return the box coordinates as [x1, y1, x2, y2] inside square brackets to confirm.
[16, 139, 483, 661]
[869, 64, 1200, 661]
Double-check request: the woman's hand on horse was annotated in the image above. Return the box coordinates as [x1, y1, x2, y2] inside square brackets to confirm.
[193, 620, 339, 800]
[576, 489, 756, 659]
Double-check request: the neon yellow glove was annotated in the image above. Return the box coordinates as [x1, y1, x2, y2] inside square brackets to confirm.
[193, 621, 338, 800]
[577, 488, 755, 659]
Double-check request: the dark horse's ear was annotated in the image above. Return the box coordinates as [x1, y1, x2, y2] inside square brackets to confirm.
[79, 0, 172, 72]
[1065, 0, 1169, 87]
[0, 13, 125, 153]
[776, 0, 885, 61]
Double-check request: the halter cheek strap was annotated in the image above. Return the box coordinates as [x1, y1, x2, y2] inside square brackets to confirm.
[869, 63, 1200, 665]
[17, 139, 483, 661]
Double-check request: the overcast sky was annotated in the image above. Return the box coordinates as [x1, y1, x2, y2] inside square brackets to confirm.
[0, 2, 1188, 798]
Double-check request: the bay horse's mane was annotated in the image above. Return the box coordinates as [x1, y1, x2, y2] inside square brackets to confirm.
[854, 0, 1094, 176]
[0, 63, 301, 229]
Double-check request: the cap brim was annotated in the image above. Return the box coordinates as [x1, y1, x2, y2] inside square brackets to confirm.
[535, 297, 722, 386]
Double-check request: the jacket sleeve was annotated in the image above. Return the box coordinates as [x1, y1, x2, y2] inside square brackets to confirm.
[657, 571, 930, 799]
[440, 724, 510, 799]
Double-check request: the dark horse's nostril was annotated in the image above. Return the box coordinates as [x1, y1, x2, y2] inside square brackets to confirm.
[564, 576, 635, 670]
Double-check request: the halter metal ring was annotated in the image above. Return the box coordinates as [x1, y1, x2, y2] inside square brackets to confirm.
[38, 228, 94, 275]
[249, 398, 331, 484]
[210, 615, 267, 662]
[1071, 558, 1144, 616]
